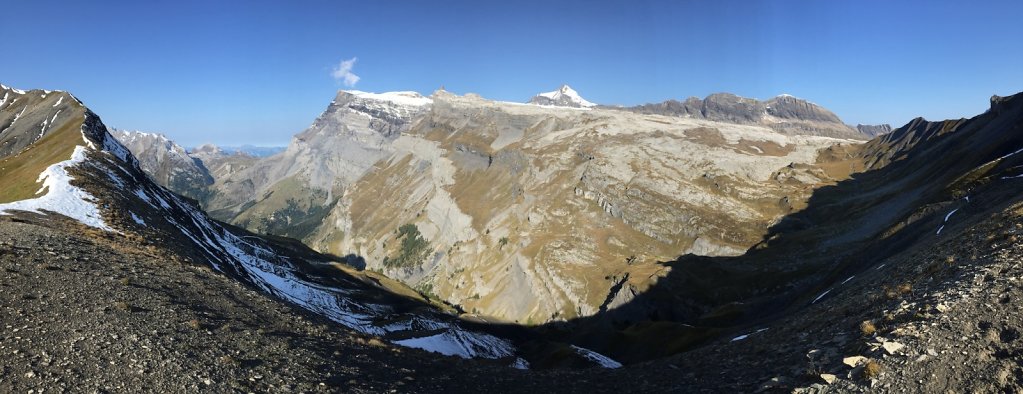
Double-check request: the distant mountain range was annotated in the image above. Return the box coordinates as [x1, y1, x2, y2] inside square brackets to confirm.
[192, 144, 285, 157]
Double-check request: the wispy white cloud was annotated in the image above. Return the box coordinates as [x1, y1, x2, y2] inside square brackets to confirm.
[331, 57, 360, 87]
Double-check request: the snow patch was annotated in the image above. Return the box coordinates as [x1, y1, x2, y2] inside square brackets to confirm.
[156, 193, 517, 361]
[130, 212, 146, 225]
[811, 289, 832, 304]
[346, 90, 432, 107]
[944, 208, 959, 222]
[569, 345, 622, 368]
[0, 146, 112, 231]
[102, 133, 132, 162]
[394, 330, 516, 359]
[731, 327, 770, 342]
[0, 84, 27, 94]
[511, 358, 530, 370]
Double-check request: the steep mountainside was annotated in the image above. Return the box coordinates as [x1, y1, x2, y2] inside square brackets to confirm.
[0, 84, 623, 371]
[856, 123, 893, 137]
[0, 86, 88, 204]
[626, 93, 869, 139]
[545, 92, 1023, 366]
[198, 91, 431, 239]
[110, 129, 214, 202]
[190, 87, 866, 325]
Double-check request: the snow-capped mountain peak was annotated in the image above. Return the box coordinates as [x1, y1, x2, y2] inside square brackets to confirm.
[528, 84, 596, 108]
[344, 90, 432, 107]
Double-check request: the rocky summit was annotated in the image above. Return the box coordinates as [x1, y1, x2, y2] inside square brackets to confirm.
[528, 85, 597, 108]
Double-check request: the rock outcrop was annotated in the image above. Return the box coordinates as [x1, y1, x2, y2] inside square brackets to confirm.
[115, 86, 870, 326]
[856, 123, 893, 137]
[626, 93, 869, 139]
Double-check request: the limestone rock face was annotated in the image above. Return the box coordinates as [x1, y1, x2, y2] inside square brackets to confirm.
[290, 91, 862, 324]
[120, 87, 868, 325]
[199, 90, 432, 238]
[626, 93, 869, 139]
[856, 124, 892, 137]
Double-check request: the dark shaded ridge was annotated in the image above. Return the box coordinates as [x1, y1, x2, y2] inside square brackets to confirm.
[523, 91, 1023, 364]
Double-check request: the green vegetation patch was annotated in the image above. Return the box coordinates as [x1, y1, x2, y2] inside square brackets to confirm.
[383, 223, 431, 268]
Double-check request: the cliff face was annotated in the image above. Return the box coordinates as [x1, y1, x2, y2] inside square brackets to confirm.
[0, 83, 566, 370]
[625, 93, 869, 139]
[97, 86, 870, 326]
[283, 90, 866, 325]
[856, 123, 893, 137]
[193, 90, 431, 239]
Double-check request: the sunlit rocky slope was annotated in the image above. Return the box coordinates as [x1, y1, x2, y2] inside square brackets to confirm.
[0, 83, 623, 370]
[136, 86, 874, 324]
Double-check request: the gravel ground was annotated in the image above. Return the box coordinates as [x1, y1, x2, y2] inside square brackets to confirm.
[0, 214, 487, 393]
[3, 198, 1022, 394]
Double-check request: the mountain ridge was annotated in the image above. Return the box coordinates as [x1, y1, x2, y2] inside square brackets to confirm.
[0, 83, 627, 370]
[624, 92, 869, 139]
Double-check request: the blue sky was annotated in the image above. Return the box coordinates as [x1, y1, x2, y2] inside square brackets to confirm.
[2, 1, 1021, 146]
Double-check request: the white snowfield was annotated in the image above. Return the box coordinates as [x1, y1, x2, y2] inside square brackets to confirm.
[393, 330, 516, 359]
[0, 143, 113, 231]
[346, 90, 433, 107]
[570, 345, 623, 368]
